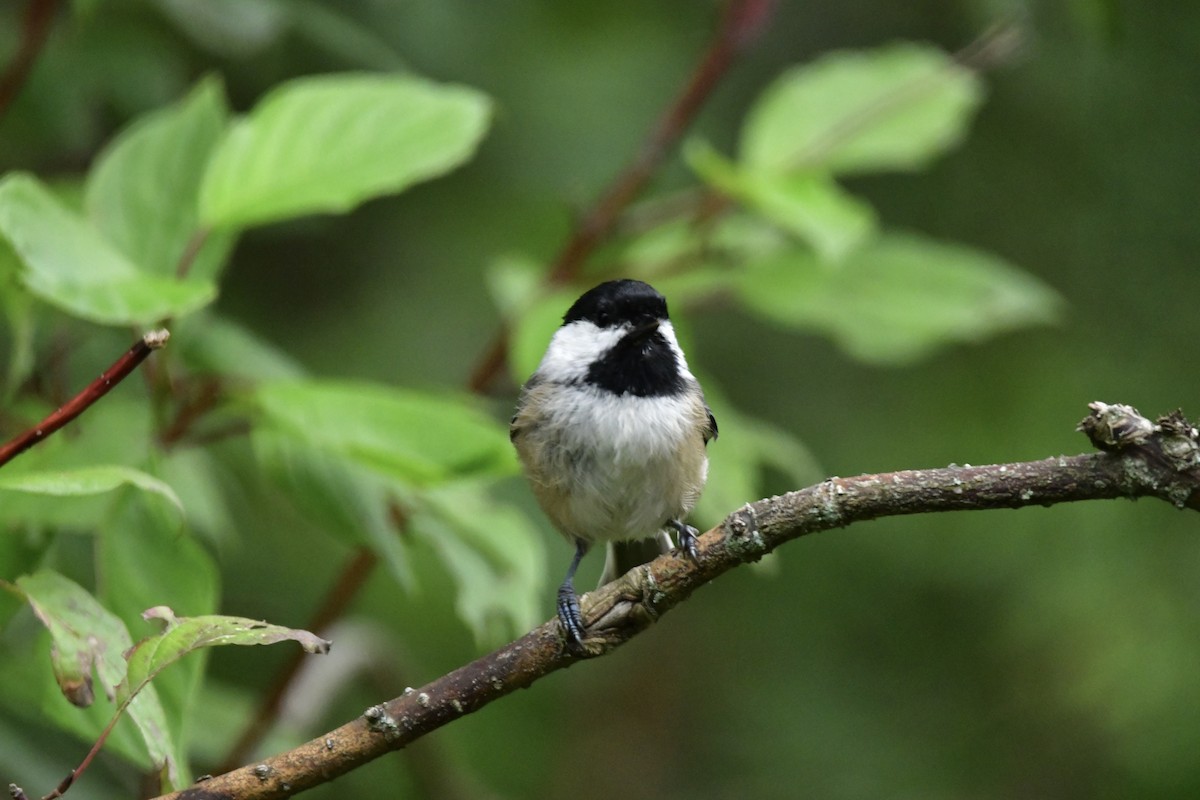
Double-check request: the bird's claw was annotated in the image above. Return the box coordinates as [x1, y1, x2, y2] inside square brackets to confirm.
[556, 583, 586, 648]
[668, 519, 701, 561]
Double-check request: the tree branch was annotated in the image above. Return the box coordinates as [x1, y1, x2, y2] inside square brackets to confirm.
[0, 330, 170, 469]
[152, 401, 1199, 800]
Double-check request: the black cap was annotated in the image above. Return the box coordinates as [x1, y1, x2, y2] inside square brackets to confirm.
[562, 279, 669, 329]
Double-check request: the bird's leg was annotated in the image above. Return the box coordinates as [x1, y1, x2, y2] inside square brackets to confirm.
[557, 539, 590, 647]
[667, 518, 700, 561]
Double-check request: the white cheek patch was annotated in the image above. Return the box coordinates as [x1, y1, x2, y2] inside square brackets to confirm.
[657, 321, 697, 383]
[535, 321, 626, 384]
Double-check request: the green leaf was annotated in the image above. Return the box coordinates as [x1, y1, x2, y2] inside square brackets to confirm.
[251, 380, 516, 485]
[0, 630, 154, 774]
[740, 172, 876, 262]
[0, 465, 183, 517]
[13, 571, 132, 709]
[411, 486, 545, 644]
[688, 139, 876, 261]
[157, 447, 236, 546]
[12, 571, 179, 784]
[253, 429, 414, 587]
[250, 381, 519, 597]
[175, 313, 304, 381]
[154, 0, 288, 58]
[98, 491, 218, 627]
[85, 76, 234, 281]
[736, 232, 1063, 364]
[118, 607, 328, 708]
[684, 136, 744, 195]
[0, 174, 217, 325]
[485, 253, 544, 319]
[286, 0, 406, 70]
[199, 73, 491, 229]
[708, 212, 794, 262]
[98, 494, 219, 789]
[0, 239, 36, 399]
[614, 213, 754, 302]
[625, 221, 698, 270]
[0, 397, 158, 531]
[740, 43, 984, 175]
[644, 266, 740, 312]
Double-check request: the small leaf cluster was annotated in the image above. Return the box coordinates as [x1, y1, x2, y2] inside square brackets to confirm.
[0, 70, 516, 793]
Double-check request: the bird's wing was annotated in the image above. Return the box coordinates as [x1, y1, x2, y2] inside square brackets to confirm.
[509, 373, 542, 442]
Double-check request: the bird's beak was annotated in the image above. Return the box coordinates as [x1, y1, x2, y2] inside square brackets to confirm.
[627, 319, 659, 341]
[613, 319, 660, 355]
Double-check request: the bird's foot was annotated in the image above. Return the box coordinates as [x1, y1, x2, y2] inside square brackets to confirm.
[556, 581, 586, 649]
[668, 519, 701, 561]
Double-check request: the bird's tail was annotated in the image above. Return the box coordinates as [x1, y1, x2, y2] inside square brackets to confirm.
[598, 531, 674, 588]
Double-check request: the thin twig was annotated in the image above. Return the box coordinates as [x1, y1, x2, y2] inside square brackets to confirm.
[465, 0, 775, 393]
[0, 330, 169, 469]
[0, 0, 58, 124]
[158, 377, 223, 448]
[40, 705, 126, 800]
[151, 403, 1200, 800]
[174, 229, 211, 280]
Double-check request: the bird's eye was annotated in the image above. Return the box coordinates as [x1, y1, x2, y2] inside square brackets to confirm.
[595, 309, 611, 326]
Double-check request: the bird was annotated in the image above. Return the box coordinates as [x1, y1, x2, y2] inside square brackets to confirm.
[510, 279, 717, 647]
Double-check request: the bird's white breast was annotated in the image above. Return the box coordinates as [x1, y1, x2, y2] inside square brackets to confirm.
[519, 383, 709, 543]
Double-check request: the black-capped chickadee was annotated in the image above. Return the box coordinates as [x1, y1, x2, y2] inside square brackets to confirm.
[510, 279, 717, 646]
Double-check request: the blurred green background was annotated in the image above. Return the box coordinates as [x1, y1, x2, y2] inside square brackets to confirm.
[3, 1, 1199, 798]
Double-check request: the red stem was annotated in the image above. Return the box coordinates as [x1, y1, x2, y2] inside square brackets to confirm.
[0, 0, 59, 124]
[0, 331, 169, 469]
[174, 229, 210, 280]
[41, 703, 125, 800]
